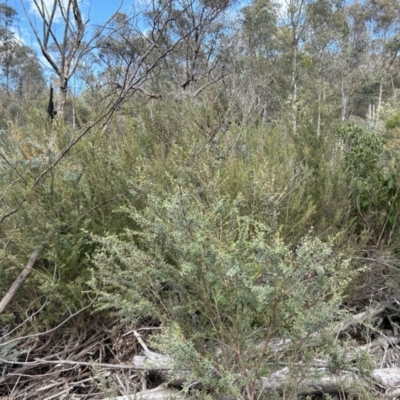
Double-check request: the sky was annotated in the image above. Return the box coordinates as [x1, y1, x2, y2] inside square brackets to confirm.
[6, 0, 247, 46]
[3, 0, 134, 77]
[6, 0, 131, 47]
[7, 0, 129, 26]
[3, 0, 246, 81]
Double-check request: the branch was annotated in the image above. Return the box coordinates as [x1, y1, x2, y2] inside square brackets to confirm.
[0, 208, 17, 225]
[101, 384, 185, 400]
[191, 73, 229, 98]
[60, 192, 128, 233]
[20, 0, 61, 75]
[0, 357, 169, 371]
[0, 301, 94, 349]
[0, 243, 45, 315]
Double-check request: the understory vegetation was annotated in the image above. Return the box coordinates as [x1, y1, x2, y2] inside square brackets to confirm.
[2, 0, 400, 399]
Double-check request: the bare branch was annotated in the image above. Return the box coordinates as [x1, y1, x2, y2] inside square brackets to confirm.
[21, 0, 121, 113]
[0, 243, 45, 315]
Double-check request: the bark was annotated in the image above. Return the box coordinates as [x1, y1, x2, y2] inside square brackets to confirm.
[101, 384, 185, 400]
[127, 303, 399, 397]
[132, 330, 189, 386]
[58, 78, 68, 116]
[131, 350, 400, 397]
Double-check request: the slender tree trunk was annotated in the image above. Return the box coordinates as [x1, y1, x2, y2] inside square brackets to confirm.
[291, 41, 298, 134]
[377, 84, 383, 115]
[72, 95, 76, 129]
[317, 89, 321, 138]
[58, 79, 68, 115]
[341, 75, 347, 121]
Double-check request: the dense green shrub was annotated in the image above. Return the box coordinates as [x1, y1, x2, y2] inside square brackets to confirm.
[0, 105, 142, 322]
[0, 94, 357, 319]
[385, 110, 400, 130]
[89, 172, 355, 398]
[337, 123, 400, 243]
[0, 90, 381, 398]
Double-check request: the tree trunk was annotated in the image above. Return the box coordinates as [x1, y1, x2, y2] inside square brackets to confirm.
[341, 74, 347, 121]
[291, 40, 298, 134]
[58, 78, 68, 115]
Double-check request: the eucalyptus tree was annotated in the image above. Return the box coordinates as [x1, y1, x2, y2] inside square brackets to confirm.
[239, 0, 346, 130]
[95, 0, 234, 110]
[0, 2, 17, 93]
[301, 0, 347, 131]
[151, 0, 233, 97]
[8, 45, 45, 99]
[0, 3, 44, 125]
[363, 0, 400, 114]
[20, 0, 113, 115]
[238, 0, 280, 124]
[324, 0, 400, 121]
[275, 0, 352, 132]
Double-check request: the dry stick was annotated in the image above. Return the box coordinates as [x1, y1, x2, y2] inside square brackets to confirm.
[0, 358, 169, 370]
[0, 207, 18, 224]
[335, 302, 389, 335]
[0, 301, 94, 348]
[0, 243, 45, 315]
[43, 387, 71, 400]
[0, 330, 103, 385]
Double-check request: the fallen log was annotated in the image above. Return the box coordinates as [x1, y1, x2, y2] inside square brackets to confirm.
[259, 302, 392, 354]
[2, 303, 398, 399]
[261, 367, 357, 395]
[261, 367, 400, 395]
[132, 346, 400, 396]
[372, 368, 400, 390]
[101, 383, 185, 399]
[132, 330, 189, 386]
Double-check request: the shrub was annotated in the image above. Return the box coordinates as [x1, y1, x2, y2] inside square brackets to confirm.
[89, 174, 355, 398]
[336, 123, 400, 243]
[385, 110, 400, 130]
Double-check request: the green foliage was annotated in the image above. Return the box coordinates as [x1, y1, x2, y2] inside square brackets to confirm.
[91, 364, 118, 398]
[0, 103, 141, 320]
[337, 124, 384, 177]
[0, 90, 382, 397]
[89, 169, 355, 397]
[385, 109, 400, 130]
[290, 120, 351, 238]
[4, 0, 400, 397]
[337, 123, 400, 242]
[0, 91, 357, 319]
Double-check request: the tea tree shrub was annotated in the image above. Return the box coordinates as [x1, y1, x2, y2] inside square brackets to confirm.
[90, 173, 355, 398]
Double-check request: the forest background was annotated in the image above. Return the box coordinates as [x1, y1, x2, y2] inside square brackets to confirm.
[2, 0, 400, 398]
